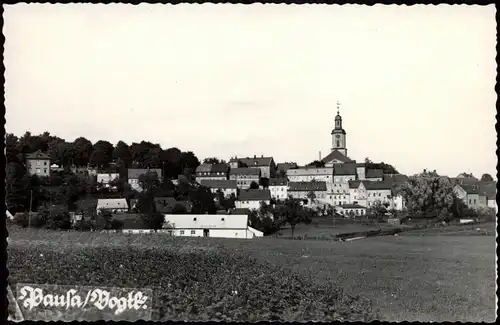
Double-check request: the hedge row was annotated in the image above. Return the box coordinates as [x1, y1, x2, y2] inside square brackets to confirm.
[8, 244, 377, 321]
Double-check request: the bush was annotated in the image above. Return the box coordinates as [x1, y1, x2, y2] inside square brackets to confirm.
[474, 207, 496, 221]
[13, 212, 46, 228]
[8, 242, 377, 322]
[73, 219, 94, 231]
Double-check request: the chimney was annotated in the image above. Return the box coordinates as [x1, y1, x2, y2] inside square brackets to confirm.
[254, 155, 256, 158]
[261, 154, 263, 158]
[319, 151, 322, 161]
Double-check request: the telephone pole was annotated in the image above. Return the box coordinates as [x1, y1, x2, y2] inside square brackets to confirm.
[28, 190, 33, 228]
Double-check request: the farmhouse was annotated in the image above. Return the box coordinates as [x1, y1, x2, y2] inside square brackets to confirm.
[454, 183, 481, 209]
[336, 203, 367, 217]
[269, 178, 288, 201]
[195, 163, 229, 182]
[162, 213, 263, 238]
[287, 167, 334, 183]
[25, 150, 51, 177]
[229, 155, 276, 179]
[235, 189, 271, 210]
[199, 179, 238, 198]
[96, 198, 128, 213]
[288, 181, 328, 201]
[229, 167, 261, 189]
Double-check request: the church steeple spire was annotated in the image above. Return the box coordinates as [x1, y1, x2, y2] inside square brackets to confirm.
[331, 100, 347, 157]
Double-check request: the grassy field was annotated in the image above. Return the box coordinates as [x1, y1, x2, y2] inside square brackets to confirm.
[7, 224, 496, 322]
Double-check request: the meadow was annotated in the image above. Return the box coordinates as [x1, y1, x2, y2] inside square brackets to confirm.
[7, 222, 496, 322]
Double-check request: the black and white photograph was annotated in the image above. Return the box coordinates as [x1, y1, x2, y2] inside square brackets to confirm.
[3, 3, 497, 322]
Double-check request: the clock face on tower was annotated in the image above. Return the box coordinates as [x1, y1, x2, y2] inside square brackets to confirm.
[335, 135, 340, 139]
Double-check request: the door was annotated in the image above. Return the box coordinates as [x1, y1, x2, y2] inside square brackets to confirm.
[203, 229, 209, 237]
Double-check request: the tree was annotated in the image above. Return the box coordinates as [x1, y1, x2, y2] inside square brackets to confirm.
[141, 212, 165, 231]
[365, 157, 373, 164]
[397, 170, 456, 220]
[481, 173, 494, 181]
[189, 186, 217, 214]
[366, 201, 387, 221]
[203, 157, 226, 164]
[73, 137, 93, 167]
[260, 177, 270, 188]
[179, 151, 200, 172]
[89, 140, 114, 168]
[282, 198, 312, 237]
[95, 209, 113, 230]
[6, 133, 22, 164]
[378, 162, 399, 175]
[6, 162, 30, 213]
[39, 204, 71, 230]
[307, 191, 316, 205]
[138, 171, 161, 192]
[307, 160, 325, 168]
[249, 181, 259, 189]
[113, 141, 133, 168]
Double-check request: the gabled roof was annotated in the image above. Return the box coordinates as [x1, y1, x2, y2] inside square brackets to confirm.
[333, 163, 356, 176]
[97, 198, 128, 210]
[229, 167, 261, 176]
[229, 156, 274, 167]
[128, 168, 162, 179]
[195, 164, 212, 173]
[321, 150, 352, 164]
[456, 184, 481, 195]
[199, 179, 237, 189]
[25, 150, 50, 160]
[269, 178, 288, 186]
[288, 181, 327, 192]
[363, 181, 393, 191]
[276, 162, 298, 171]
[348, 180, 362, 189]
[238, 189, 271, 201]
[287, 167, 333, 176]
[366, 169, 384, 179]
[230, 208, 251, 215]
[211, 163, 229, 173]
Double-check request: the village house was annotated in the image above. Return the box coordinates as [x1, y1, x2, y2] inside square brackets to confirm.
[288, 181, 328, 202]
[97, 173, 120, 188]
[235, 189, 271, 210]
[161, 213, 263, 238]
[96, 198, 128, 213]
[229, 167, 261, 189]
[25, 150, 51, 177]
[268, 178, 288, 201]
[479, 181, 497, 212]
[365, 181, 393, 207]
[128, 168, 162, 192]
[199, 179, 238, 198]
[336, 203, 367, 218]
[195, 163, 229, 182]
[331, 163, 356, 201]
[229, 155, 276, 179]
[287, 167, 334, 184]
[454, 183, 482, 209]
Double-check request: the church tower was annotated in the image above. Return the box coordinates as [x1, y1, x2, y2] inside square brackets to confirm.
[331, 101, 347, 156]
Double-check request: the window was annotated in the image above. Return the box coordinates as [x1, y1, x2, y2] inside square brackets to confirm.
[469, 199, 471, 204]
[193, 217, 197, 221]
[44, 169, 47, 173]
[336, 140, 340, 147]
[36, 168, 41, 174]
[221, 218, 225, 221]
[473, 199, 476, 205]
[191, 230, 195, 235]
[355, 210, 359, 215]
[378, 193, 381, 197]
[44, 161, 48, 166]
[36, 161, 41, 166]
[180, 230, 185, 235]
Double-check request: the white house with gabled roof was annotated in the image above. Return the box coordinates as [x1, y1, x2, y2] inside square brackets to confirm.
[161, 213, 263, 239]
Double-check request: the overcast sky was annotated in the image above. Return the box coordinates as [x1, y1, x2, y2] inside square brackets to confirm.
[3, 4, 497, 178]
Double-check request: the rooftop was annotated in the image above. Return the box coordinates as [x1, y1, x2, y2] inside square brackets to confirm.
[229, 167, 261, 176]
[333, 163, 356, 176]
[269, 178, 288, 186]
[25, 150, 50, 160]
[199, 179, 237, 189]
[366, 169, 384, 179]
[229, 156, 274, 167]
[238, 189, 271, 201]
[321, 150, 353, 164]
[288, 181, 327, 192]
